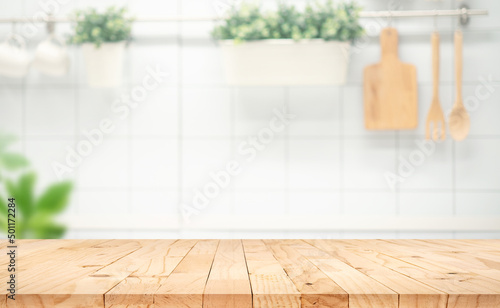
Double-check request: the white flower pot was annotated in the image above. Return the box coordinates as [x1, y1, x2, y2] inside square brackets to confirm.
[82, 42, 126, 88]
[219, 39, 351, 86]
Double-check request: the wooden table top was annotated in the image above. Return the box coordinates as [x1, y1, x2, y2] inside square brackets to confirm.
[2, 239, 500, 307]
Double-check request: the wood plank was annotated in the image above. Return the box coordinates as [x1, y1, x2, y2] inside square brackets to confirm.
[288, 240, 398, 308]
[155, 240, 219, 307]
[105, 239, 198, 308]
[204, 240, 252, 308]
[5, 239, 500, 307]
[0, 240, 115, 282]
[306, 240, 448, 308]
[52, 240, 177, 294]
[7, 294, 103, 308]
[264, 240, 348, 307]
[242, 240, 300, 308]
[338, 240, 500, 307]
[16, 240, 143, 291]
[368, 240, 500, 289]
[380, 240, 500, 282]
[13, 240, 147, 307]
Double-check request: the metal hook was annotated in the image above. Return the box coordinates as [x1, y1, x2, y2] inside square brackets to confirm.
[47, 13, 55, 35]
[433, 10, 438, 32]
[458, 4, 470, 26]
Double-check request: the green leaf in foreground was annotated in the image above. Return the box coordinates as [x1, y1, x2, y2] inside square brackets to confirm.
[29, 213, 67, 239]
[0, 152, 29, 170]
[36, 181, 73, 214]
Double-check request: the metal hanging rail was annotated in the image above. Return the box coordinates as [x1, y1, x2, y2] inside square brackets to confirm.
[359, 8, 488, 18]
[0, 8, 488, 24]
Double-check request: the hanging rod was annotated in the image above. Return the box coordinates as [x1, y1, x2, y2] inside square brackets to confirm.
[0, 8, 488, 24]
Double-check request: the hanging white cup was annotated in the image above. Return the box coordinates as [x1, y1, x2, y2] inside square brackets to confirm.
[0, 34, 30, 78]
[33, 35, 70, 77]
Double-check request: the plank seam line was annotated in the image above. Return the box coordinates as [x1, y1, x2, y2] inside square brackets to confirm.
[103, 240, 185, 306]
[302, 240, 452, 304]
[367, 240, 485, 292]
[306, 242, 407, 298]
[89, 239, 116, 248]
[201, 240, 221, 306]
[381, 240, 500, 284]
[149, 239, 200, 305]
[17, 241, 146, 295]
[264, 240, 350, 304]
[299, 239, 400, 296]
[262, 241, 295, 291]
[98, 241, 161, 297]
[327, 240, 450, 295]
[240, 240, 254, 307]
[282, 241, 350, 295]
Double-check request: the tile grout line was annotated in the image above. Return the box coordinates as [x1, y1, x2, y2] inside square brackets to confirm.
[128, 58, 134, 219]
[20, 0, 27, 160]
[395, 131, 400, 217]
[74, 47, 80, 218]
[451, 3, 457, 239]
[176, 0, 184, 235]
[230, 86, 236, 216]
[338, 86, 344, 218]
[15, 134, 500, 140]
[395, 130, 400, 238]
[284, 86, 290, 218]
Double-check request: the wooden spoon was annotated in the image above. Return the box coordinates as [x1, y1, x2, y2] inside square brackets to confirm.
[449, 30, 470, 141]
[425, 32, 446, 140]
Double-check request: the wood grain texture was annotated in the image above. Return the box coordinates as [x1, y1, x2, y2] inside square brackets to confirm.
[204, 240, 252, 308]
[106, 239, 198, 308]
[264, 240, 348, 307]
[289, 240, 398, 308]
[154, 240, 219, 307]
[364, 27, 418, 130]
[243, 240, 300, 308]
[4, 239, 500, 307]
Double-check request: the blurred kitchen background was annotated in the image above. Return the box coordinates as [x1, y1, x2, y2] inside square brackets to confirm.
[0, 0, 499, 239]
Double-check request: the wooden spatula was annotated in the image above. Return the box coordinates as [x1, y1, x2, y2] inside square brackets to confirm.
[425, 32, 446, 140]
[449, 30, 470, 141]
[364, 27, 418, 130]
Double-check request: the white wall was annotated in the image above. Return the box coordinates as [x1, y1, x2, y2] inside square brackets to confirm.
[0, 0, 499, 239]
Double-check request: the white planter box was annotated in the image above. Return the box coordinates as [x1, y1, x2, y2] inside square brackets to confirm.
[219, 39, 351, 86]
[82, 42, 126, 88]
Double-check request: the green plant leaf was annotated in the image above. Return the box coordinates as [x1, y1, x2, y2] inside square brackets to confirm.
[0, 135, 16, 152]
[0, 218, 6, 235]
[37, 224, 66, 239]
[0, 194, 7, 217]
[68, 6, 133, 46]
[5, 172, 36, 219]
[0, 195, 7, 234]
[212, 1, 364, 42]
[29, 213, 67, 239]
[0, 152, 29, 170]
[36, 181, 73, 214]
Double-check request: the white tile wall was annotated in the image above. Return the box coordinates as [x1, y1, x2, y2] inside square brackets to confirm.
[0, 0, 499, 239]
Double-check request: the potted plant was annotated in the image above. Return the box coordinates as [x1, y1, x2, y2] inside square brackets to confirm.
[69, 6, 133, 87]
[212, 1, 364, 85]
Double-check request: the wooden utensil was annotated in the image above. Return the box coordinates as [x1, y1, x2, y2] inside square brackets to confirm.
[425, 32, 446, 140]
[364, 27, 418, 130]
[449, 30, 470, 141]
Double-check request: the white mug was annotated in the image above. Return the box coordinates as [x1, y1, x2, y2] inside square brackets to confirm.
[0, 34, 30, 78]
[33, 35, 70, 77]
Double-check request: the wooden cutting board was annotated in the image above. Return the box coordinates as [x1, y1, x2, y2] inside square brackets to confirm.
[364, 27, 418, 130]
